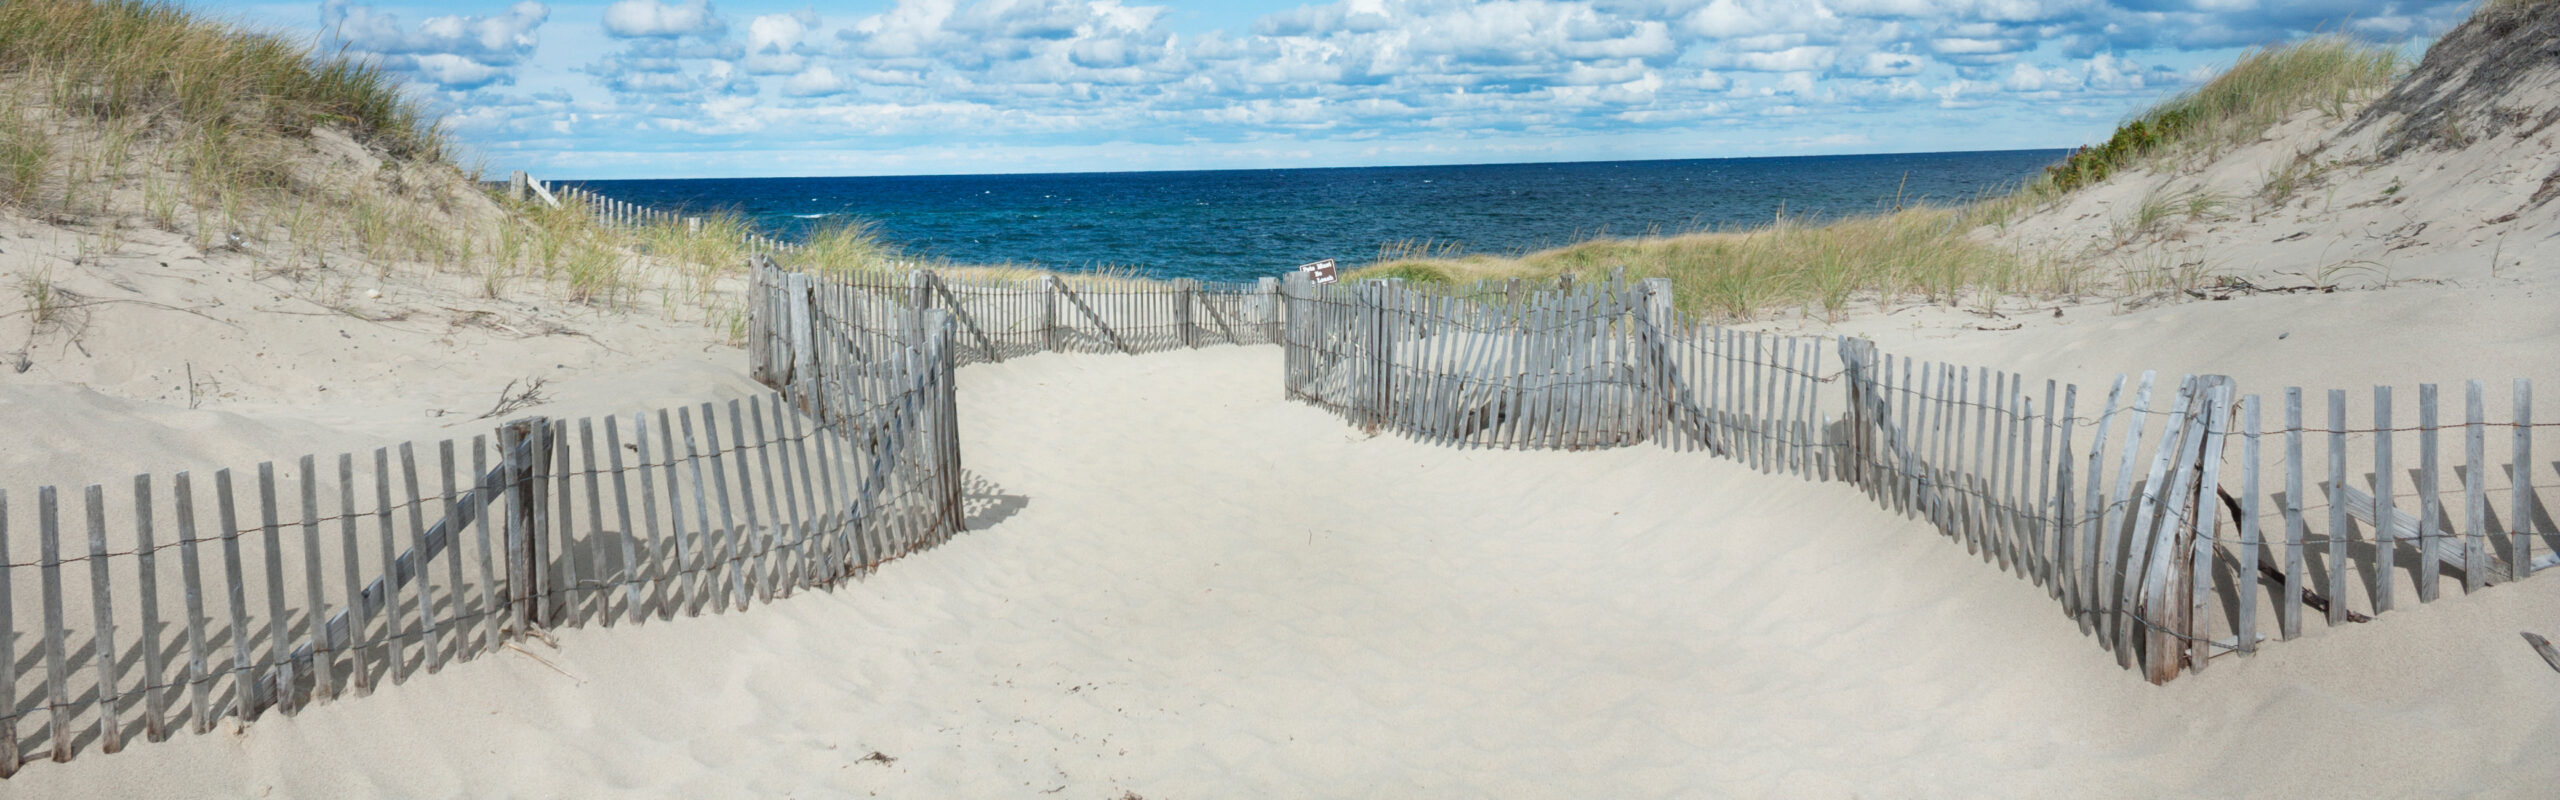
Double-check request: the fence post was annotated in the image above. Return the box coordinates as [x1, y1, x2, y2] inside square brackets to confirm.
[1257, 277, 1280, 343]
[509, 171, 528, 203]
[1641, 278, 1674, 443]
[687, 216, 702, 234]
[747, 258, 771, 384]
[1176, 279, 1199, 348]
[500, 417, 551, 637]
[1041, 275, 1062, 352]
[905, 270, 931, 347]
[785, 271, 820, 415]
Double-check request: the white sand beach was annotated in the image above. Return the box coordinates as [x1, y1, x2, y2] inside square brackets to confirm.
[7, 345, 2554, 799]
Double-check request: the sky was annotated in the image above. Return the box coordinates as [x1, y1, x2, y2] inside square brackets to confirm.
[210, 0, 2476, 179]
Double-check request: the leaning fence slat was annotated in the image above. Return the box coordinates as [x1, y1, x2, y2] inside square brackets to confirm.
[690, 404, 739, 614]
[579, 420, 611, 625]
[547, 422, 577, 626]
[84, 485, 124, 752]
[400, 444, 442, 670]
[373, 449, 403, 682]
[606, 417, 644, 624]
[671, 408, 708, 617]
[2118, 377, 2195, 668]
[337, 454, 372, 692]
[469, 438, 500, 655]
[726, 400, 772, 607]
[439, 441, 469, 662]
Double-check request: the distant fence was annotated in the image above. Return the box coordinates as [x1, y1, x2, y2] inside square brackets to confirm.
[1282, 272, 1826, 467]
[0, 292, 959, 775]
[504, 171, 799, 255]
[1281, 271, 2559, 683]
[750, 257, 1283, 371]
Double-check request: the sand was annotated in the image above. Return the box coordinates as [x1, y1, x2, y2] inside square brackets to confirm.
[5, 345, 2553, 799]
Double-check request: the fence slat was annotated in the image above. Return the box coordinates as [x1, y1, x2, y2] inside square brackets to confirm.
[2327, 389, 2351, 625]
[2465, 382, 2488, 594]
[84, 485, 124, 752]
[2514, 380, 2536, 579]
[257, 464, 292, 716]
[2282, 389, 2306, 639]
[606, 417, 645, 624]
[295, 458, 330, 701]
[133, 475, 167, 740]
[401, 444, 442, 670]
[373, 449, 403, 681]
[470, 438, 501, 655]
[2372, 387, 2395, 614]
[2239, 395, 2263, 655]
[579, 420, 612, 625]
[338, 454, 372, 692]
[38, 486, 76, 759]
[0, 490, 16, 774]
[440, 441, 470, 661]
[173, 473, 215, 735]
[2417, 385, 2441, 603]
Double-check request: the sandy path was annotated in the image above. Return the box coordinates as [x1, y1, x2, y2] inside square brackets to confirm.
[7, 345, 2555, 799]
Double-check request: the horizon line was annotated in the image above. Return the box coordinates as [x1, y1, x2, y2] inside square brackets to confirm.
[547, 146, 2078, 184]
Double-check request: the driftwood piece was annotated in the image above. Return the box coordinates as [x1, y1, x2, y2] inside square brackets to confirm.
[2525, 633, 2560, 675]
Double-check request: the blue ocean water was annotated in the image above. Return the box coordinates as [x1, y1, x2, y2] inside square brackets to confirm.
[567, 149, 2067, 283]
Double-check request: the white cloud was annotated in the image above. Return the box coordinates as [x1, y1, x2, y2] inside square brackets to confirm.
[322, 0, 549, 88]
[604, 0, 727, 39]
[782, 65, 852, 97]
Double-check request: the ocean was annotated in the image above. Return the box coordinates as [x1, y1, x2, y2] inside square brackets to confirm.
[564, 149, 2068, 284]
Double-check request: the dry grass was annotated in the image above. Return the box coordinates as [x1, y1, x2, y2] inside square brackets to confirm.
[1350, 207, 2088, 321]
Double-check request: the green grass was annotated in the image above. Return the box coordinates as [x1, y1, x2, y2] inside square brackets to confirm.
[0, 0, 441, 159]
[2037, 36, 2399, 194]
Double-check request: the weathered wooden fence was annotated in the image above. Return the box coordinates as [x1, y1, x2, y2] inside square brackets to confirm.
[0, 307, 960, 775]
[505, 171, 799, 254]
[1283, 271, 2558, 684]
[1281, 271, 1827, 468]
[751, 258, 1284, 371]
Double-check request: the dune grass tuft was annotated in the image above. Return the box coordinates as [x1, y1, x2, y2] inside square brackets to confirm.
[0, 0, 442, 160]
[2037, 36, 2399, 194]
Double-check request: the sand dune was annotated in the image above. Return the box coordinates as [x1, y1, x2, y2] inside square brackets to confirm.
[8, 346, 2552, 799]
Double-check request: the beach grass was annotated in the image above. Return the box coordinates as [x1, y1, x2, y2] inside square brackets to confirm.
[1342, 34, 2403, 319]
[1354, 206, 2083, 321]
[2033, 36, 2399, 195]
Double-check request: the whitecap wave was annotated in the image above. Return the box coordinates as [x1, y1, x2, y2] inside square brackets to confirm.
[791, 213, 831, 219]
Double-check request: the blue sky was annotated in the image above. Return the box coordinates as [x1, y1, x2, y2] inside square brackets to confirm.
[214, 1, 2473, 179]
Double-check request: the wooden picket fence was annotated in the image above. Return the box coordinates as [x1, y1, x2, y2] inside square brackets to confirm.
[0, 298, 961, 775]
[750, 257, 1284, 371]
[1283, 271, 2559, 683]
[505, 172, 799, 255]
[1281, 271, 1828, 469]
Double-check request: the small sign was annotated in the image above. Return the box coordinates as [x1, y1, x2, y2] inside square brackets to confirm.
[1298, 259, 1338, 285]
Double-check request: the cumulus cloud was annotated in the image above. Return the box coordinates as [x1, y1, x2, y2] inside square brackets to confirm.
[440, 0, 2479, 170]
[603, 0, 727, 39]
[322, 0, 549, 88]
